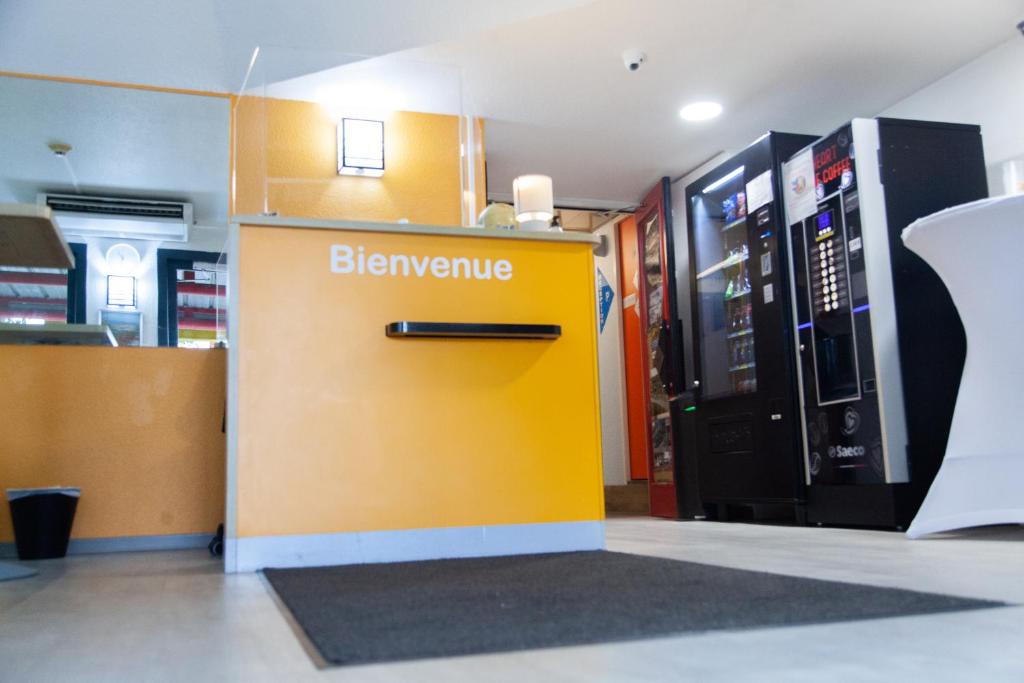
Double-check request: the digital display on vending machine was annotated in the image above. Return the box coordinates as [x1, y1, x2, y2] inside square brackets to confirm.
[815, 210, 835, 242]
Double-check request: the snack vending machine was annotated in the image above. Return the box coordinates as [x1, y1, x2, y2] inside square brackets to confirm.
[782, 118, 987, 528]
[683, 132, 817, 520]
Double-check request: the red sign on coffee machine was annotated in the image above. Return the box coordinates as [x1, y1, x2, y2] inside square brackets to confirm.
[813, 125, 856, 199]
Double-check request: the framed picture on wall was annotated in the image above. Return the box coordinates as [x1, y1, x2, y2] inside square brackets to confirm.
[99, 309, 142, 347]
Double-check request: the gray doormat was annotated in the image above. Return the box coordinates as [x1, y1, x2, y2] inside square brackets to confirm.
[263, 551, 1001, 667]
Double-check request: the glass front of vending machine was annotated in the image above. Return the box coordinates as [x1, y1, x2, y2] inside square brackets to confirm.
[692, 167, 757, 402]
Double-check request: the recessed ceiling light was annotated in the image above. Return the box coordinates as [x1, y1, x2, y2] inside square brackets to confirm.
[680, 101, 723, 122]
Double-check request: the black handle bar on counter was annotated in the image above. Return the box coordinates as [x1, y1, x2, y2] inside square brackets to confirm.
[385, 322, 561, 340]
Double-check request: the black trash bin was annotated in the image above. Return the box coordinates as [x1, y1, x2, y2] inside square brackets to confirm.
[6, 488, 81, 560]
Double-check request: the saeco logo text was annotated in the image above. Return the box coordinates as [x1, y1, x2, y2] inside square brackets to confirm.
[828, 444, 865, 459]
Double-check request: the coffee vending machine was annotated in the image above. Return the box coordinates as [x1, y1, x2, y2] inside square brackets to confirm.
[782, 118, 987, 528]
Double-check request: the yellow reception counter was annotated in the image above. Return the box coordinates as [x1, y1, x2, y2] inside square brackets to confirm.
[226, 217, 606, 572]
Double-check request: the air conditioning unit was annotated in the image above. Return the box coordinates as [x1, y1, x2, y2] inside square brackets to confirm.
[38, 193, 192, 242]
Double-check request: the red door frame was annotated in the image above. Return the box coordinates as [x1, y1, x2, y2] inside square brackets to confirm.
[616, 216, 650, 481]
[635, 180, 678, 518]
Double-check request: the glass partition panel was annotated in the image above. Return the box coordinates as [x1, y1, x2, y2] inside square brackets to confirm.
[233, 46, 478, 227]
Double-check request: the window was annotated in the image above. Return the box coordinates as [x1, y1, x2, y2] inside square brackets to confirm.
[0, 242, 87, 324]
[157, 249, 227, 348]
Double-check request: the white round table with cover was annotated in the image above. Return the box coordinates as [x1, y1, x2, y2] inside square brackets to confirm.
[902, 192, 1024, 538]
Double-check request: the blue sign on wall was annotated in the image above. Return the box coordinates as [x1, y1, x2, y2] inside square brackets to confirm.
[596, 267, 614, 333]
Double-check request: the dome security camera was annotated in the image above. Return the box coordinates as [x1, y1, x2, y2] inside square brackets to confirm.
[622, 49, 647, 72]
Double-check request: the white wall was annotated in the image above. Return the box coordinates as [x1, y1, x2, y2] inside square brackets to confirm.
[881, 37, 1024, 196]
[593, 218, 630, 486]
[71, 224, 227, 346]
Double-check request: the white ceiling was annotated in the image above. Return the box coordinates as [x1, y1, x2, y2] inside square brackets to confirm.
[0, 0, 589, 92]
[407, 0, 1024, 207]
[0, 77, 230, 224]
[257, 55, 464, 117]
[2, 0, 1022, 213]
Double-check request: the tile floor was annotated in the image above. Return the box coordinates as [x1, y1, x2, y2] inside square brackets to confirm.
[2, 518, 1022, 681]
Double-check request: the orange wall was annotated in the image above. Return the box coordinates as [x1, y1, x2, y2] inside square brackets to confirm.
[0, 347, 226, 541]
[232, 96, 486, 225]
[618, 216, 650, 480]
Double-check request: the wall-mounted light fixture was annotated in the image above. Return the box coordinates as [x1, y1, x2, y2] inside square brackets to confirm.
[512, 175, 555, 231]
[106, 274, 137, 307]
[338, 118, 385, 177]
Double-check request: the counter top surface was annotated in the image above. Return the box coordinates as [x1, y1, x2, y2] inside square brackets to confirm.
[232, 215, 602, 246]
[0, 323, 116, 346]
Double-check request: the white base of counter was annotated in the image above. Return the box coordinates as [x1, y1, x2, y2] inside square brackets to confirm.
[226, 520, 605, 573]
